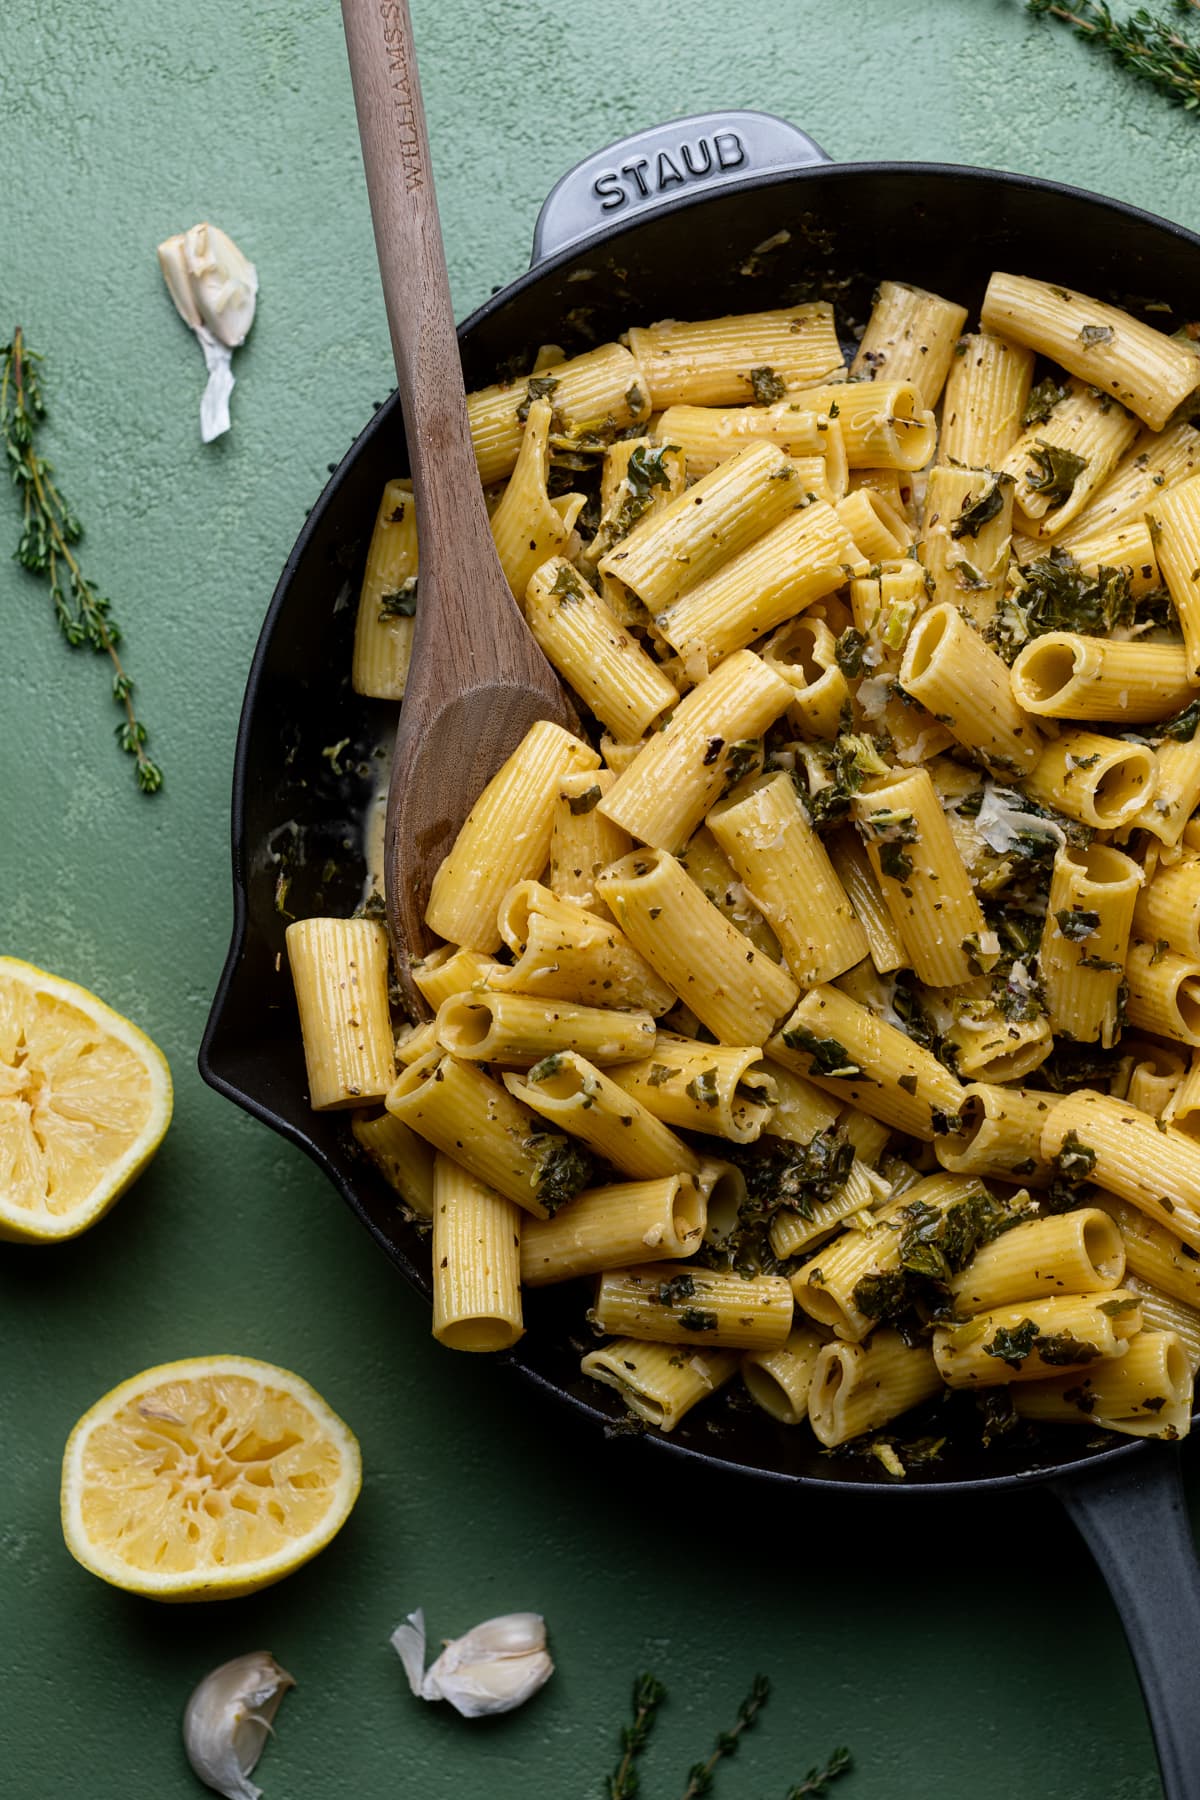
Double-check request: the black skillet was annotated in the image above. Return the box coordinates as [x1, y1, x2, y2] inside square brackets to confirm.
[199, 112, 1200, 1796]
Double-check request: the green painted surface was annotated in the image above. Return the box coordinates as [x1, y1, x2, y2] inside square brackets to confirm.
[2, 2, 1199, 1795]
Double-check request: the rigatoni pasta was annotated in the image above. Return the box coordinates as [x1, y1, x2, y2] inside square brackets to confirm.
[306, 278, 1200, 1460]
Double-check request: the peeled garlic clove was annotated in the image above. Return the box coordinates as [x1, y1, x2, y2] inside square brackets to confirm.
[390, 1609, 553, 1719]
[157, 221, 257, 442]
[183, 1652, 294, 1800]
[181, 223, 258, 349]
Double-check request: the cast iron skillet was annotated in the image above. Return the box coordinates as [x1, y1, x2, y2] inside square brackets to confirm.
[199, 112, 1200, 1795]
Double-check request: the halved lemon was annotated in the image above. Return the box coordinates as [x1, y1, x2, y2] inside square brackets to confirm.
[61, 1355, 362, 1600]
[0, 956, 172, 1242]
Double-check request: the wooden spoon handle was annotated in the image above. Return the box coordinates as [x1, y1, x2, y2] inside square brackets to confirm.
[340, 0, 513, 664]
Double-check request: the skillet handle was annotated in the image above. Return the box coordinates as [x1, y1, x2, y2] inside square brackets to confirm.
[530, 109, 831, 265]
[1054, 1446, 1200, 1800]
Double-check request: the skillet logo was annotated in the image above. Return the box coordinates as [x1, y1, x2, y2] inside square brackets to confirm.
[592, 132, 747, 212]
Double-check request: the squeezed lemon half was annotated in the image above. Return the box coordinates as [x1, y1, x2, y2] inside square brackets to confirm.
[61, 1355, 362, 1600]
[0, 956, 173, 1242]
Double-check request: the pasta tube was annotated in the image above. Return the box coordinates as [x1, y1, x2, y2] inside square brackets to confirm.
[1040, 1090, 1200, 1250]
[900, 603, 1040, 774]
[492, 882, 675, 1015]
[467, 342, 650, 485]
[801, 381, 937, 471]
[607, 1034, 775, 1143]
[1039, 844, 1142, 1047]
[351, 478, 417, 700]
[580, 1338, 739, 1432]
[1058, 419, 1200, 546]
[1099, 1194, 1200, 1312]
[503, 1051, 704, 1181]
[1124, 940, 1200, 1047]
[1023, 730, 1156, 831]
[1124, 1040, 1187, 1118]
[1135, 736, 1200, 850]
[1013, 1331, 1191, 1440]
[1164, 1052, 1200, 1137]
[524, 558, 677, 742]
[596, 649, 794, 852]
[761, 616, 850, 741]
[1010, 633, 1197, 723]
[836, 488, 912, 562]
[654, 499, 851, 670]
[425, 721, 599, 951]
[759, 1059, 842, 1145]
[980, 272, 1200, 432]
[770, 985, 963, 1140]
[951, 1209, 1125, 1312]
[583, 439, 687, 573]
[769, 1156, 880, 1261]
[678, 824, 781, 960]
[385, 1051, 575, 1220]
[934, 1083, 1055, 1186]
[436, 991, 656, 1067]
[917, 467, 1014, 624]
[655, 401, 848, 488]
[707, 772, 867, 985]
[548, 769, 632, 913]
[286, 918, 395, 1110]
[939, 332, 1035, 468]
[520, 1174, 705, 1285]
[431, 1155, 524, 1353]
[852, 769, 993, 988]
[597, 849, 800, 1045]
[932, 1291, 1141, 1387]
[1132, 854, 1200, 960]
[350, 1111, 435, 1217]
[489, 399, 583, 600]
[849, 280, 968, 408]
[411, 946, 501, 1012]
[741, 1325, 827, 1425]
[808, 1331, 942, 1447]
[626, 305, 845, 408]
[592, 1264, 794, 1350]
[599, 440, 809, 612]
[999, 379, 1139, 536]
[826, 829, 908, 975]
[1125, 1279, 1200, 1375]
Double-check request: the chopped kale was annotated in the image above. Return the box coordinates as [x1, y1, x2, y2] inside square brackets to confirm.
[551, 563, 584, 600]
[567, 784, 603, 815]
[654, 1272, 696, 1307]
[1055, 908, 1101, 941]
[1078, 953, 1122, 971]
[1023, 377, 1069, 427]
[686, 1068, 720, 1109]
[1037, 1332, 1103, 1367]
[379, 576, 418, 619]
[647, 1063, 681, 1087]
[1158, 696, 1200, 743]
[800, 732, 891, 829]
[726, 1129, 856, 1225]
[1055, 1130, 1097, 1184]
[679, 1307, 719, 1332]
[1025, 440, 1088, 509]
[625, 441, 675, 497]
[853, 1184, 1019, 1340]
[749, 365, 787, 404]
[720, 738, 762, 794]
[984, 1319, 1040, 1369]
[780, 1024, 863, 1080]
[528, 1132, 595, 1215]
[950, 474, 1009, 540]
[987, 548, 1164, 664]
[835, 626, 868, 677]
[516, 373, 559, 422]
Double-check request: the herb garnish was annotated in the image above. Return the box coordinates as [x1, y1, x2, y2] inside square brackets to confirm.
[527, 1131, 595, 1214]
[800, 732, 891, 828]
[686, 1068, 720, 1109]
[834, 626, 868, 677]
[1028, 2, 1200, 114]
[1022, 376, 1069, 427]
[780, 1025, 864, 1080]
[1026, 440, 1089, 508]
[1, 328, 162, 792]
[567, 784, 603, 814]
[516, 373, 558, 422]
[1158, 694, 1200, 741]
[951, 474, 1009, 539]
[989, 548, 1165, 662]
[984, 1319, 1040, 1369]
[749, 366, 787, 404]
[1080, 323, 1116, 346]
[379, 576, 418, 619]
[1055, 908, 1100, 941]
[854, 1184, 1019, 1340]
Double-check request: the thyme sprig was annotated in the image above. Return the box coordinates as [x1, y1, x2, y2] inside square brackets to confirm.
[1028, 1, 1200, 110]
[605, 1672, 852, 1799]
[608, 1674, 666, 1798]
[2, 327, 162, 792]
[679, 1672, 770, 1798]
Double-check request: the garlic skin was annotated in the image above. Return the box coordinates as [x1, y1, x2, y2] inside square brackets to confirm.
[183, 1652, 294, 1800]
[391, 1608, 553, 1719]
[157, 223, 258, 442]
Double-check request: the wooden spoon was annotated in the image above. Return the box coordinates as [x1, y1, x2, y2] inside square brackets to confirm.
[341, 0, 579, 1017]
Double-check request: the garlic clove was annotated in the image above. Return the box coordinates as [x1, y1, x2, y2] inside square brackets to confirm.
[390, 1609, 553, 1719]
[156, 221, 257, 441]
[181, 224, 258, 349]
[183, 1652, 294, 1800]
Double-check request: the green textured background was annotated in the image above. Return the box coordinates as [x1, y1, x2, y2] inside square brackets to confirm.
[3, 2, 1200, 1795]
